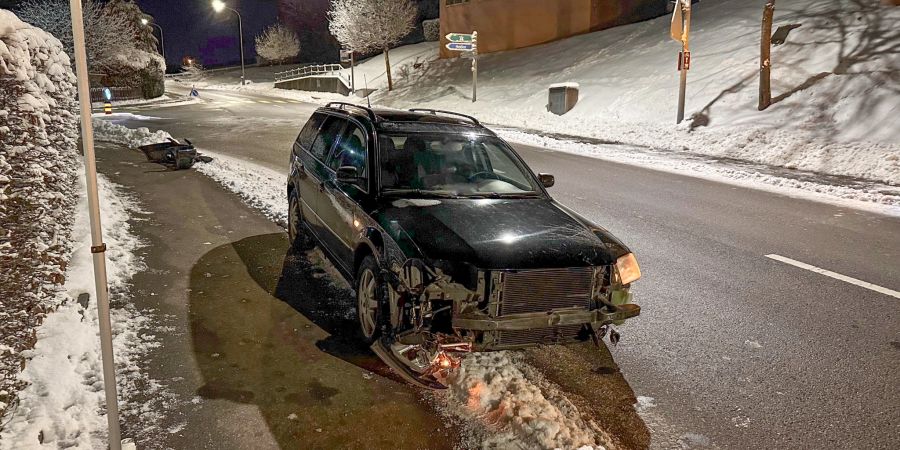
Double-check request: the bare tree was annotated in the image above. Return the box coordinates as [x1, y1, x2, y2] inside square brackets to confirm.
[16, 0, 134, 72]
[759, 0, 776, 110]
[328, 0, 416, 91]
[255, 23, 301, 65]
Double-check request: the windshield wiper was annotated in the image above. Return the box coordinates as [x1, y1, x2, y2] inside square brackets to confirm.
[460, 192, 542, 199]
[381, 188, 461, 198]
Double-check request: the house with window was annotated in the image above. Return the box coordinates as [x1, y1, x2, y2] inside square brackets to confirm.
[439, 0, 668, 58]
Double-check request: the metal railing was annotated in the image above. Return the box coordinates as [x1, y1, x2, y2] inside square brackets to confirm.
[89, 86, 143, 102]
[275, 63, 348, 85]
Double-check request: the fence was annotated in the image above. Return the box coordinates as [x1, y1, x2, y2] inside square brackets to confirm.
[274, 64, 349, 85]
[89, 86, 143, 103]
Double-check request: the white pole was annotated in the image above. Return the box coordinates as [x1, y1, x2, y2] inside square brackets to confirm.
[351, 51, 356, 94]
[67, 1, 122, 449]
[471, 30, 478, 103]
[676, 2, 692, 124]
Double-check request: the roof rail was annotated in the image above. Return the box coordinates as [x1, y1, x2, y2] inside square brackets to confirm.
[326, 102, 377, 121]
[408, 108, 481, 126]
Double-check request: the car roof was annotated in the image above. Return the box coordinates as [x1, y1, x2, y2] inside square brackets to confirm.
[319, 103, 493, 135]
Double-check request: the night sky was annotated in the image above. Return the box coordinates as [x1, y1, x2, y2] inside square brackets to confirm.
[136, 0, 279, 69]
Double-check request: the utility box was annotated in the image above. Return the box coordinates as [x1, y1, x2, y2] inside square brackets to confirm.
[548, 82, 579, 115]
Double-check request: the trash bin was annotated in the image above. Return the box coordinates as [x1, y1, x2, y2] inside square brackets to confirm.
[548, 82, 579, 116]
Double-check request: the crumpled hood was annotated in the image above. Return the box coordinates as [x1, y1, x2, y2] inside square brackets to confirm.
[375, 198, 629, 269]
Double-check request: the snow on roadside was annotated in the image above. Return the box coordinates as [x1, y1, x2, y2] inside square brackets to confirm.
[498, 129, 900, 216]
[92, 117, 173, 148]
[0, 175, 161, 449]
[192, 149, 289, 226]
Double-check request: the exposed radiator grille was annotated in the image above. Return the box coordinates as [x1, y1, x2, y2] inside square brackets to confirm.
[497, 324, 586, 347]
[499, 267, 594, 316]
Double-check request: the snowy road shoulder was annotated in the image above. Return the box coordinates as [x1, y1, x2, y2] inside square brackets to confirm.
[499, 128, 900, 217]
[0, 174, 162, 449]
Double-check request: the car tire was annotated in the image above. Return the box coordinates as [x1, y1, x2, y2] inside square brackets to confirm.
[288, 190, 314, 250]
[356, 255, 385, 344]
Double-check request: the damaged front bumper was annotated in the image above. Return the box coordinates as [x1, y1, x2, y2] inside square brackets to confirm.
[454, 301, 640, 351]
[453, 303, 641, 332]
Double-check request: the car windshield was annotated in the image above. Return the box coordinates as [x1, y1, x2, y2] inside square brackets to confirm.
[378, 133, 542, 197]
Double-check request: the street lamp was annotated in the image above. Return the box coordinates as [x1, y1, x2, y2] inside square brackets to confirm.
[211, 0, 245, 85]
[140, 17, 165, 62]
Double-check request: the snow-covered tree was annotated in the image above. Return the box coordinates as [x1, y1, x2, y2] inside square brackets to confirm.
[105, 0, 159, 54]
[255, 23, 300, 65]
[15, 0, 133, 72]
[328, 0, 417, 91]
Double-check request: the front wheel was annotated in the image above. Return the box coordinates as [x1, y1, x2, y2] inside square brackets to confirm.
[288, 191, 314, 250]
[356, 255, 385, 344]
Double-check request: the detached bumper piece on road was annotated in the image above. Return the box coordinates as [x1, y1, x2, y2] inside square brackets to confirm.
[139, 138, 210, 170]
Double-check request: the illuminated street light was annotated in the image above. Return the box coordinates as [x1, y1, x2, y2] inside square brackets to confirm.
[211, 0, 245, 85]
[141, 17, 165, 62]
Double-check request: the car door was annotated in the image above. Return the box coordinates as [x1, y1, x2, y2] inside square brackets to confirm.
[299, 114, 347, 245]
[319, 119, 370, 272]
[291, 113, 326, 232]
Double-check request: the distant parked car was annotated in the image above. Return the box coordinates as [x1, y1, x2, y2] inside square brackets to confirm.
[287, 103, 641, 388]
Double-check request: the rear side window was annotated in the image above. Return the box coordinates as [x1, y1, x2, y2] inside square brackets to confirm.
[296, 114, 325, 150]
[310, 116, 345, 161]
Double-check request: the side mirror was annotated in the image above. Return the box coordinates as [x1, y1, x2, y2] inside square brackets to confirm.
[538, 173, 555, 188]
[336, 166, 359, 183]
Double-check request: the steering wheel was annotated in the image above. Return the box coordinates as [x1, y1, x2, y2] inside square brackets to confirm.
[467, 171, 501, 182]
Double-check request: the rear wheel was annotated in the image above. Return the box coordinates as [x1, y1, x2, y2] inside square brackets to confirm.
[357, 255, 384, 344]
[288, 191, 314, 250]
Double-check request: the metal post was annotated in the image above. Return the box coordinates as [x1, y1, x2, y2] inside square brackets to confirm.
[676, 3, 691, 124]
[471, 30, 478, 103]
[350, 51, 355, 94]
[151, 23, 165, 62]
[231, 7, 245, 86]
[67, 1, 122, 449]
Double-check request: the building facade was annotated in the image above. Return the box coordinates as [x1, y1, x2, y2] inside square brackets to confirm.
[439, 0, 667, 58]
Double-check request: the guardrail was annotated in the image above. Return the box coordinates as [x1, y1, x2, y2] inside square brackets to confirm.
[275, 64, 349, 85]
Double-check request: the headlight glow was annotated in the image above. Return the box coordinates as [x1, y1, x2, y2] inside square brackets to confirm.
[615, 253, 641, 285]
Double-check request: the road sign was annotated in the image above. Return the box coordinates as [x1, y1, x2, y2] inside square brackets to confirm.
[103, 87, 112, 101]
[446, 32, 474, 43]
[445, 42, 475, 52]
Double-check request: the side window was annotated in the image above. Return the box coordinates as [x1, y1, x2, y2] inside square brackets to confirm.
[327, 122, 368, 178]
[309, 116, 345, 161]
[295, 113, 325, 150]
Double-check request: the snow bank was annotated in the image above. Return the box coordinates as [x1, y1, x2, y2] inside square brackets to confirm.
[368, 0, 899, 185]
[192, 149, 289, 226]
[0, 175, 159, 449]
[92, 117, 173, 148]
[0, 9, 79, 420]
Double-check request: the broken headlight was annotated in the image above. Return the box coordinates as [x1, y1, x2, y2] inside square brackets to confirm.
[615, 253, 641, 285]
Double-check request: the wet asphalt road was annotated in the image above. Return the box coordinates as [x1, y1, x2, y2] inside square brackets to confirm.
[108, 86, 899, 449]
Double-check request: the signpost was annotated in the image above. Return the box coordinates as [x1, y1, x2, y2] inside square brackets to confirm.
[340, 49, 355, 93]
[670, 0, 692, 124]
[445, 31, 478, 102]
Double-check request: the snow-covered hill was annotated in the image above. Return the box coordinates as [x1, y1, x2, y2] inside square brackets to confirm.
[358, 0, 898, 185]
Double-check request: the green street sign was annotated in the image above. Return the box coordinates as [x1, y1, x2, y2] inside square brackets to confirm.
[446, 33, 474, 43]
